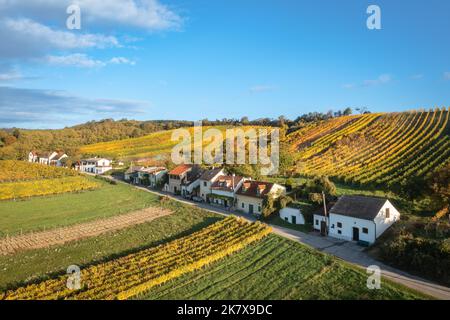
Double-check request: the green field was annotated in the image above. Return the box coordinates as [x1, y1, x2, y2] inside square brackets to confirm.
[139, 235, 428, 300]
[0, 199, 221, 290]
[0, 179, 160, 236]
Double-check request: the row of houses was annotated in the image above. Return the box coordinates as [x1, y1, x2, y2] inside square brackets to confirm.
[125, 164, 286, 216]
[28, 151, 68, 166]
[124, 164, 400, 245]
[29, 151, 113, 174]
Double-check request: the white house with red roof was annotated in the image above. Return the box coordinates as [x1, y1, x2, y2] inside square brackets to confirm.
[235, 180, 286, 216]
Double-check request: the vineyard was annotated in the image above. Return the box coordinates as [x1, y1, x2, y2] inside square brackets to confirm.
[0, 217, 271, 300]
[290, 108, 450, 187]
[79, 125, 266, 162]
[0, 160, 78, 182]
[0, 176, 100, 200]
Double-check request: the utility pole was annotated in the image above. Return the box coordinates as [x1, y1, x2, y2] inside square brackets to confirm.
[322, 191, 328, 235]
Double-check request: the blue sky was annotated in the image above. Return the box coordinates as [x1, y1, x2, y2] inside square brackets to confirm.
[0, 0, 449, 129]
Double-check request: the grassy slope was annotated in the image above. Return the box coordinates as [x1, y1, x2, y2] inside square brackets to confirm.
[138, 235, 428, 300]
[0, 200, 222, 290]
[0, 179, 160, 236]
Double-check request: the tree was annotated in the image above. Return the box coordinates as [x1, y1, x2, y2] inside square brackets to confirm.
[240, 117, 250, 125]
[343, 107, 352, 116]
[307, 175, 336, 197]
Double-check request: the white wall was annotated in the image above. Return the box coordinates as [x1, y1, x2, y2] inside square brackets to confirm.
[374, 200, 400, 238]
[328, 214, 376, 243]
[236, 195, 263, 214]
[313, 215, 328, 231]
[280, 207, 305, 225]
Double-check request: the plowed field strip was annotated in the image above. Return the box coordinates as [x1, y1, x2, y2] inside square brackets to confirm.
[0, 207, 172, 255]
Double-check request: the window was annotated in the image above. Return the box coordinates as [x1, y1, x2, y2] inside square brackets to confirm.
[337, 222, 342, 228]
[385, 208, 390, 218]
[203, 181, 207, 187]
[315, 219, 319, 226]
[331, 224, 335, 229]
[362, 227, 368, 234]
[284, 217, 288, 222]
[242, 203, 245, 209]
[338, 230, 342, 234]
[258, 206, 261, 212]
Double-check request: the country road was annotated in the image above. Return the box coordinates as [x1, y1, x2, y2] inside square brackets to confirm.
[105, 176, 450, 300]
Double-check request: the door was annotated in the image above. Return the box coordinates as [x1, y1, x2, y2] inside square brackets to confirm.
[291, 216, 297, 224]
[249, 204, 254, 214]
[320, 221, 327, 236]
[352, 227, 360, 241]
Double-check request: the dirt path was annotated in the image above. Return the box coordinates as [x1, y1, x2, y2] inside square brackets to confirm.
[0, 207, 172, 255]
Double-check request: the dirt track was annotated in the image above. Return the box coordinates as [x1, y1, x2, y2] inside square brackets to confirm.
[0, 207, 172, 255]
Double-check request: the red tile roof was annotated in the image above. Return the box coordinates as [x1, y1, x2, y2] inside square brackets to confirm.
[169, 164, 193, 175]
[211, 175, 244, 191]
[236, 180, 274, 199]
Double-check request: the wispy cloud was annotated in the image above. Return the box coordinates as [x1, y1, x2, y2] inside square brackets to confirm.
[0, 86, 150, 128]
[411, 74, 424, 80]
[45, 54, 136, 68]
[249, 85, 277, 93]
[343, 74, 392, 89]
[363, 74, 391, 87]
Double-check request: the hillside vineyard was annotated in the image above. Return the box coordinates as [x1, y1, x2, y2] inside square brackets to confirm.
[290, 108, 450, 187]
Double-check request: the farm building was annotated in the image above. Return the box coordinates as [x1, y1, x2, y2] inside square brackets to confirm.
[236, 181, 286, 216]
[313, 195, 400, 245]
[280, 207, 305, 225]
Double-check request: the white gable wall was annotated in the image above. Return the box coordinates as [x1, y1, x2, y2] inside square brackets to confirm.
[374, 200, 400, 238]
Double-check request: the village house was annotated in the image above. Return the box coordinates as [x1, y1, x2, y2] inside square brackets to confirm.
[280, 206, 305, 225]
[199, 168, 225, 201]
[167, 164, 193, 195]
[209, 175, 245, 209]
[28, 151, 68, 166]
[313, 195, 401, 245]
[180, 166, 204, 199]
[77, 157, 112, 175]
[236, 180, 286, 216]
[124, 166, 167, 188]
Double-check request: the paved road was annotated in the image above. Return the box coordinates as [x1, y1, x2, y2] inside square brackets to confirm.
[108, 177, 450, 299]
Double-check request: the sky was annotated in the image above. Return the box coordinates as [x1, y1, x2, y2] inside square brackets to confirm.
[0, 0, 449, 129]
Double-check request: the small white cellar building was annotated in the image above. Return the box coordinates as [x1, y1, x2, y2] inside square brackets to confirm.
[280, 207, 305, 225]
[313, 195, 400, 245]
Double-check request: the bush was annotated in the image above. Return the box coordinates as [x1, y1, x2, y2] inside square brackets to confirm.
[379, 232, 450, 286]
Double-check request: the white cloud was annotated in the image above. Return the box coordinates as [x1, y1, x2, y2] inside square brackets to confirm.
[0, 70, 23, 81]
[0, 18, 120, 60]
[45, 54, 136, 68]
[363, 74, 391, 87]
[342, 83, 355, 89]
[0, 0, 183, 31]
[46, 54, 106, 68]
[444, 72, 450, 80]
[109, 57, 136, 66]
[249, 85, 277, 93]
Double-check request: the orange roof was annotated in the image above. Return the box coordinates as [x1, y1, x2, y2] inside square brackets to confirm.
[169, 164, 193, 175]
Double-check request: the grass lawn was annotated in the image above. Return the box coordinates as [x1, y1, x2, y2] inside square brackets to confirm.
[0, 179, 161, 237]
[0, 200, 222, 290]
[138, 235, 429, 300]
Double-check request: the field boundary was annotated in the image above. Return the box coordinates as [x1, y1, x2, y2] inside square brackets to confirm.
[0, 207, 172, 255]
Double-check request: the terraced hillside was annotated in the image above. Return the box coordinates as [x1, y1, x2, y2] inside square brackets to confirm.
[289, 108, 450, 187]
[80, 125, 266, 162]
